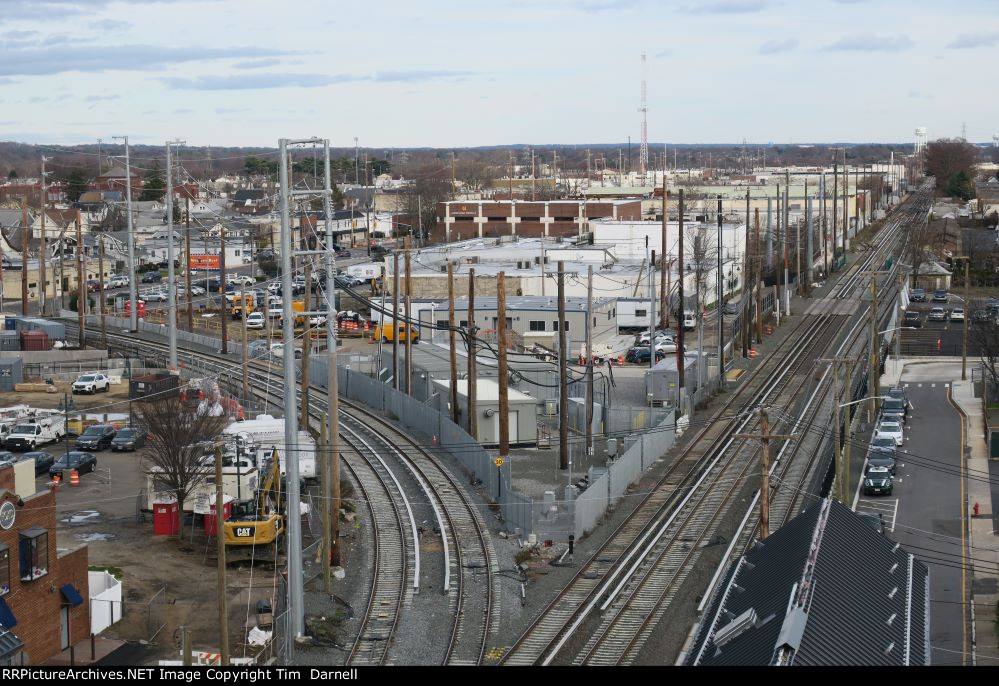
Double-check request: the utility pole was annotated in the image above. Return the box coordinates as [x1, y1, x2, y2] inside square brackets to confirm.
[300, 257, 312, 429]
[404, 236, 413, 396]
[832, 161, 838, 272]
[869, 276, 879, 423]
[448, 262, 459, 425]
[736, 407, 795, 540]
[185, 198, 193, 331]
[241, 285, 248, 406]
[558, 261, 568, 471]
[320, 415, 331, 589]
[75, 209, 85, 349]
[660, 188, 668, 329]
[649, 247, 656, 372]
[20, 197, 28, 315]
[467, 268, 477, 441]
[220, 215, 228, 355]
[677, 190, 687, 391]
[820, 171, 827, 277]
[820, 357, 853, 502]
[962, 258, 970, 380]
[585, 265, 594, 460]
[98, 236, 107, 349]
[40, 156, 48, 316]
[783, 183, 790, 316]
[322, 140, 341, 570]
[755, 209, 763, 344]
[741, 189, 751, 357]
[214, 443, 230, 666]
[843, 150, 848, 255]
[806, 194, 813, 292]
[165, 139, 185, 372]
[497, 272, 509, 471]
[392, 252, 400, 390]
[717, 195, 724, 390]
[113, 136, 138, 331]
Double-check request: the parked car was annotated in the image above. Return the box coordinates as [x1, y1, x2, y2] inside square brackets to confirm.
[141, 271, 162, 283]
[86, 279, 102, 293]
[146, 290, 168, 302]
[267, 282, 282, 295]
[245, 312, 265, 330]
[886, 386, 907, 408]
[111, 427, 147, 452]
[0, 450, 15, 464]
[625, 346, 664, 364]
[928, 307, 947, 322]
[156, 259, 180, 269]
[863, 466, 894, 496]
[49, 451, 97, 478]
[72, 373, 110, 394]
[22, 451, 55, 475]
[108, 275, 129, 289]
[874, 419, 904, 446]
[973, 308, 994, 323]
[75, 424, 116, 451]
[932, 289, 949, 303]
[910, 288, 926, 302]
[870, 436, 898, 454]
[723, 301, 740, 315]
[903, 310, 922, 328]
[951, 308, 965, 322]
[228, 275, 255, 288]
[333, 246, 351, 258]
[189, 284, 206, 296]
[333, 276, 363, 289]
[867, 444, 897, 473]
[880, 397, 907, 424]
[370, 245, 391, 259]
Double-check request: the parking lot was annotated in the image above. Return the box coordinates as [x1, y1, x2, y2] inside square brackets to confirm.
[852, 369, 971, 665]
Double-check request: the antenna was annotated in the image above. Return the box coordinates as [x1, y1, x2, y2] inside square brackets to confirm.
[639, 53, 649, 176]
[961, 122, 967, 141]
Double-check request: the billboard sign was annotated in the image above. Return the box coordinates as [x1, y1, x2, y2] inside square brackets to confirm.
[189, 254, 220, 271]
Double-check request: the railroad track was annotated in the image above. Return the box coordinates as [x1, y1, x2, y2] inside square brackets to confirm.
[63, 324, 497, 666]
[501, 186, 934, 666]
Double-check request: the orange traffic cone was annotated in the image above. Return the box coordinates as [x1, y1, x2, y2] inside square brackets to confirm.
[69, 470, 80, 486]
[52, 474, 61, 489]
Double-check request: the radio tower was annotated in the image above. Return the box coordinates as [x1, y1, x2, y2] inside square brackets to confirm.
[639, 53, 649, 176]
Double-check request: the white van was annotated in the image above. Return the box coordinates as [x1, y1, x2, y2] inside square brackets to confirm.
[682, 310, 697, 331]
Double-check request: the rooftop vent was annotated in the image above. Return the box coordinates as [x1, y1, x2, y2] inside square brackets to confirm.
[714, 608, 758, 648]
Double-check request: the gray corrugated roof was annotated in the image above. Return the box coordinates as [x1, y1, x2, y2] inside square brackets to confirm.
[688, 499, 929, 666]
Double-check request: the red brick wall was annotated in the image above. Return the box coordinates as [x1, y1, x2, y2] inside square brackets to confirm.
[0, 464, 14, 493]
[0, 489, 89, 665]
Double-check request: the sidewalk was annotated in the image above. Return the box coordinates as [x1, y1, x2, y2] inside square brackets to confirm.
[950, 373, 998, 666]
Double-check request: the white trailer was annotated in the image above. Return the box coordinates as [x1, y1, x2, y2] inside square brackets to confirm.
[222, 415, 317, 481]
[346, 262, 382, 282]
[145, 464, 260, 512]
[615, 298, 654, 331]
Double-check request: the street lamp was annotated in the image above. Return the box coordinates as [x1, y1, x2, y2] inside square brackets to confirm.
[57, 394, 75, 459]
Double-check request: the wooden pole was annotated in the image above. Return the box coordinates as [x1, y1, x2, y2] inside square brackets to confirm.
[21, 197, 29, 315]
[558, 261, 568, 471]
[241, 285, 248, 406]
[214, 444, 230, 665]
[677, 190, 687, 386]
[300, 258, 313, 428]
[467, 267, 477, 441]
[39, 159, 47, 316]
[832, 161, 838, 270]
[869, 276, 879, 423]
[660, 188, 668, 329]
[585, 265, 594, 458]
[76, 209, 85, 349]
[844, 362, 853, 505]
[404, 237, 413, 396]
[736, 407, 795, 540]
[497, 272, 509, 461]
[320, 415, 331, 590]
[220, 227, 228, 354]
[392, 252, 400, 391]
[962, 259, 969, 381]
[447, 262, 459, 425]
[98, 236, 107, 349]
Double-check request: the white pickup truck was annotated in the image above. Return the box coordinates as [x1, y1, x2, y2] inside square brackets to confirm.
[4, 416, 66, 451]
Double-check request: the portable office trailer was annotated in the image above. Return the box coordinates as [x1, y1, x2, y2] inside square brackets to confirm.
[433, 378, 538, 447]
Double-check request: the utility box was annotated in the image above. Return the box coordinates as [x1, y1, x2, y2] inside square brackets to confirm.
[130, 373, 180, 400]
[18, 330, 49, 351]
[645, 352, 704, 406]
[0, 331, 19, 352]
[0, 358, 23, 391]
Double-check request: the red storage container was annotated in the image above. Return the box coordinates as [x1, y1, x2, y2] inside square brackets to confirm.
[153, 500, 180, 536]
[204, 498, 232, 537]
[19, 330, 49, 351]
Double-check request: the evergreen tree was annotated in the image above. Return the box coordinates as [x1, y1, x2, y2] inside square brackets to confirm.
[140, 161, 166, 201]
[65, 168, 89, 202]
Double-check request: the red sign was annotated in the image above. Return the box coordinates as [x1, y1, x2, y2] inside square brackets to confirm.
[189, 254, 220, 270]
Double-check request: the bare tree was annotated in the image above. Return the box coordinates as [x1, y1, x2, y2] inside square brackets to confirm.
[686, 223, 717, 317]
[970, 310, 999, 402]
[399, 164, 452, 242]
[139, 397, 229, 539]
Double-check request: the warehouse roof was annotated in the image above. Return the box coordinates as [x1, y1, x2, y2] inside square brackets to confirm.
[686, 498, 929, 666]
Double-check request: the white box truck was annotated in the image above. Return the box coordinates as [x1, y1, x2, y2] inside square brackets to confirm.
[346, 262, 382, 283]
[4, 415, 66, 451]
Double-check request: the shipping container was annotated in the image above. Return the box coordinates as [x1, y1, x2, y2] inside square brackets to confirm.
[19, 330, 50, 351]
[0, 358, 23, 391]
[129, 373, 180, 400]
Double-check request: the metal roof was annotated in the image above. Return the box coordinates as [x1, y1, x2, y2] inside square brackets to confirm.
[687, 498, 930, 666]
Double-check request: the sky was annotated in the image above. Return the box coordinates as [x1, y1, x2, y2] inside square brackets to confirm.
[1, 0, 997, 148]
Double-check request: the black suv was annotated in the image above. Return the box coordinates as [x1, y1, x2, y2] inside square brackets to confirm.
[142, 271, 162, 283]
[22, 451, 55, 475]
[864, 466, 893, 496]
[75, 425, 116, 451]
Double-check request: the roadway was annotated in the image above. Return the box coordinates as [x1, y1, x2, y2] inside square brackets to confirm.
[852, 364, 971, 666]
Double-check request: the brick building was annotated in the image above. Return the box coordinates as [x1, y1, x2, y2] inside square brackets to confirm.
[432, 199, 641, 244]
[0, 463, 89, 665]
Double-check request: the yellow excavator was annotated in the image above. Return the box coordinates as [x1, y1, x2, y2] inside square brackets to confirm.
[223, 449, 285, 561]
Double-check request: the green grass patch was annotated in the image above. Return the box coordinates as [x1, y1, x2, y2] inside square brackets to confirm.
[89, 564, 124, 580]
